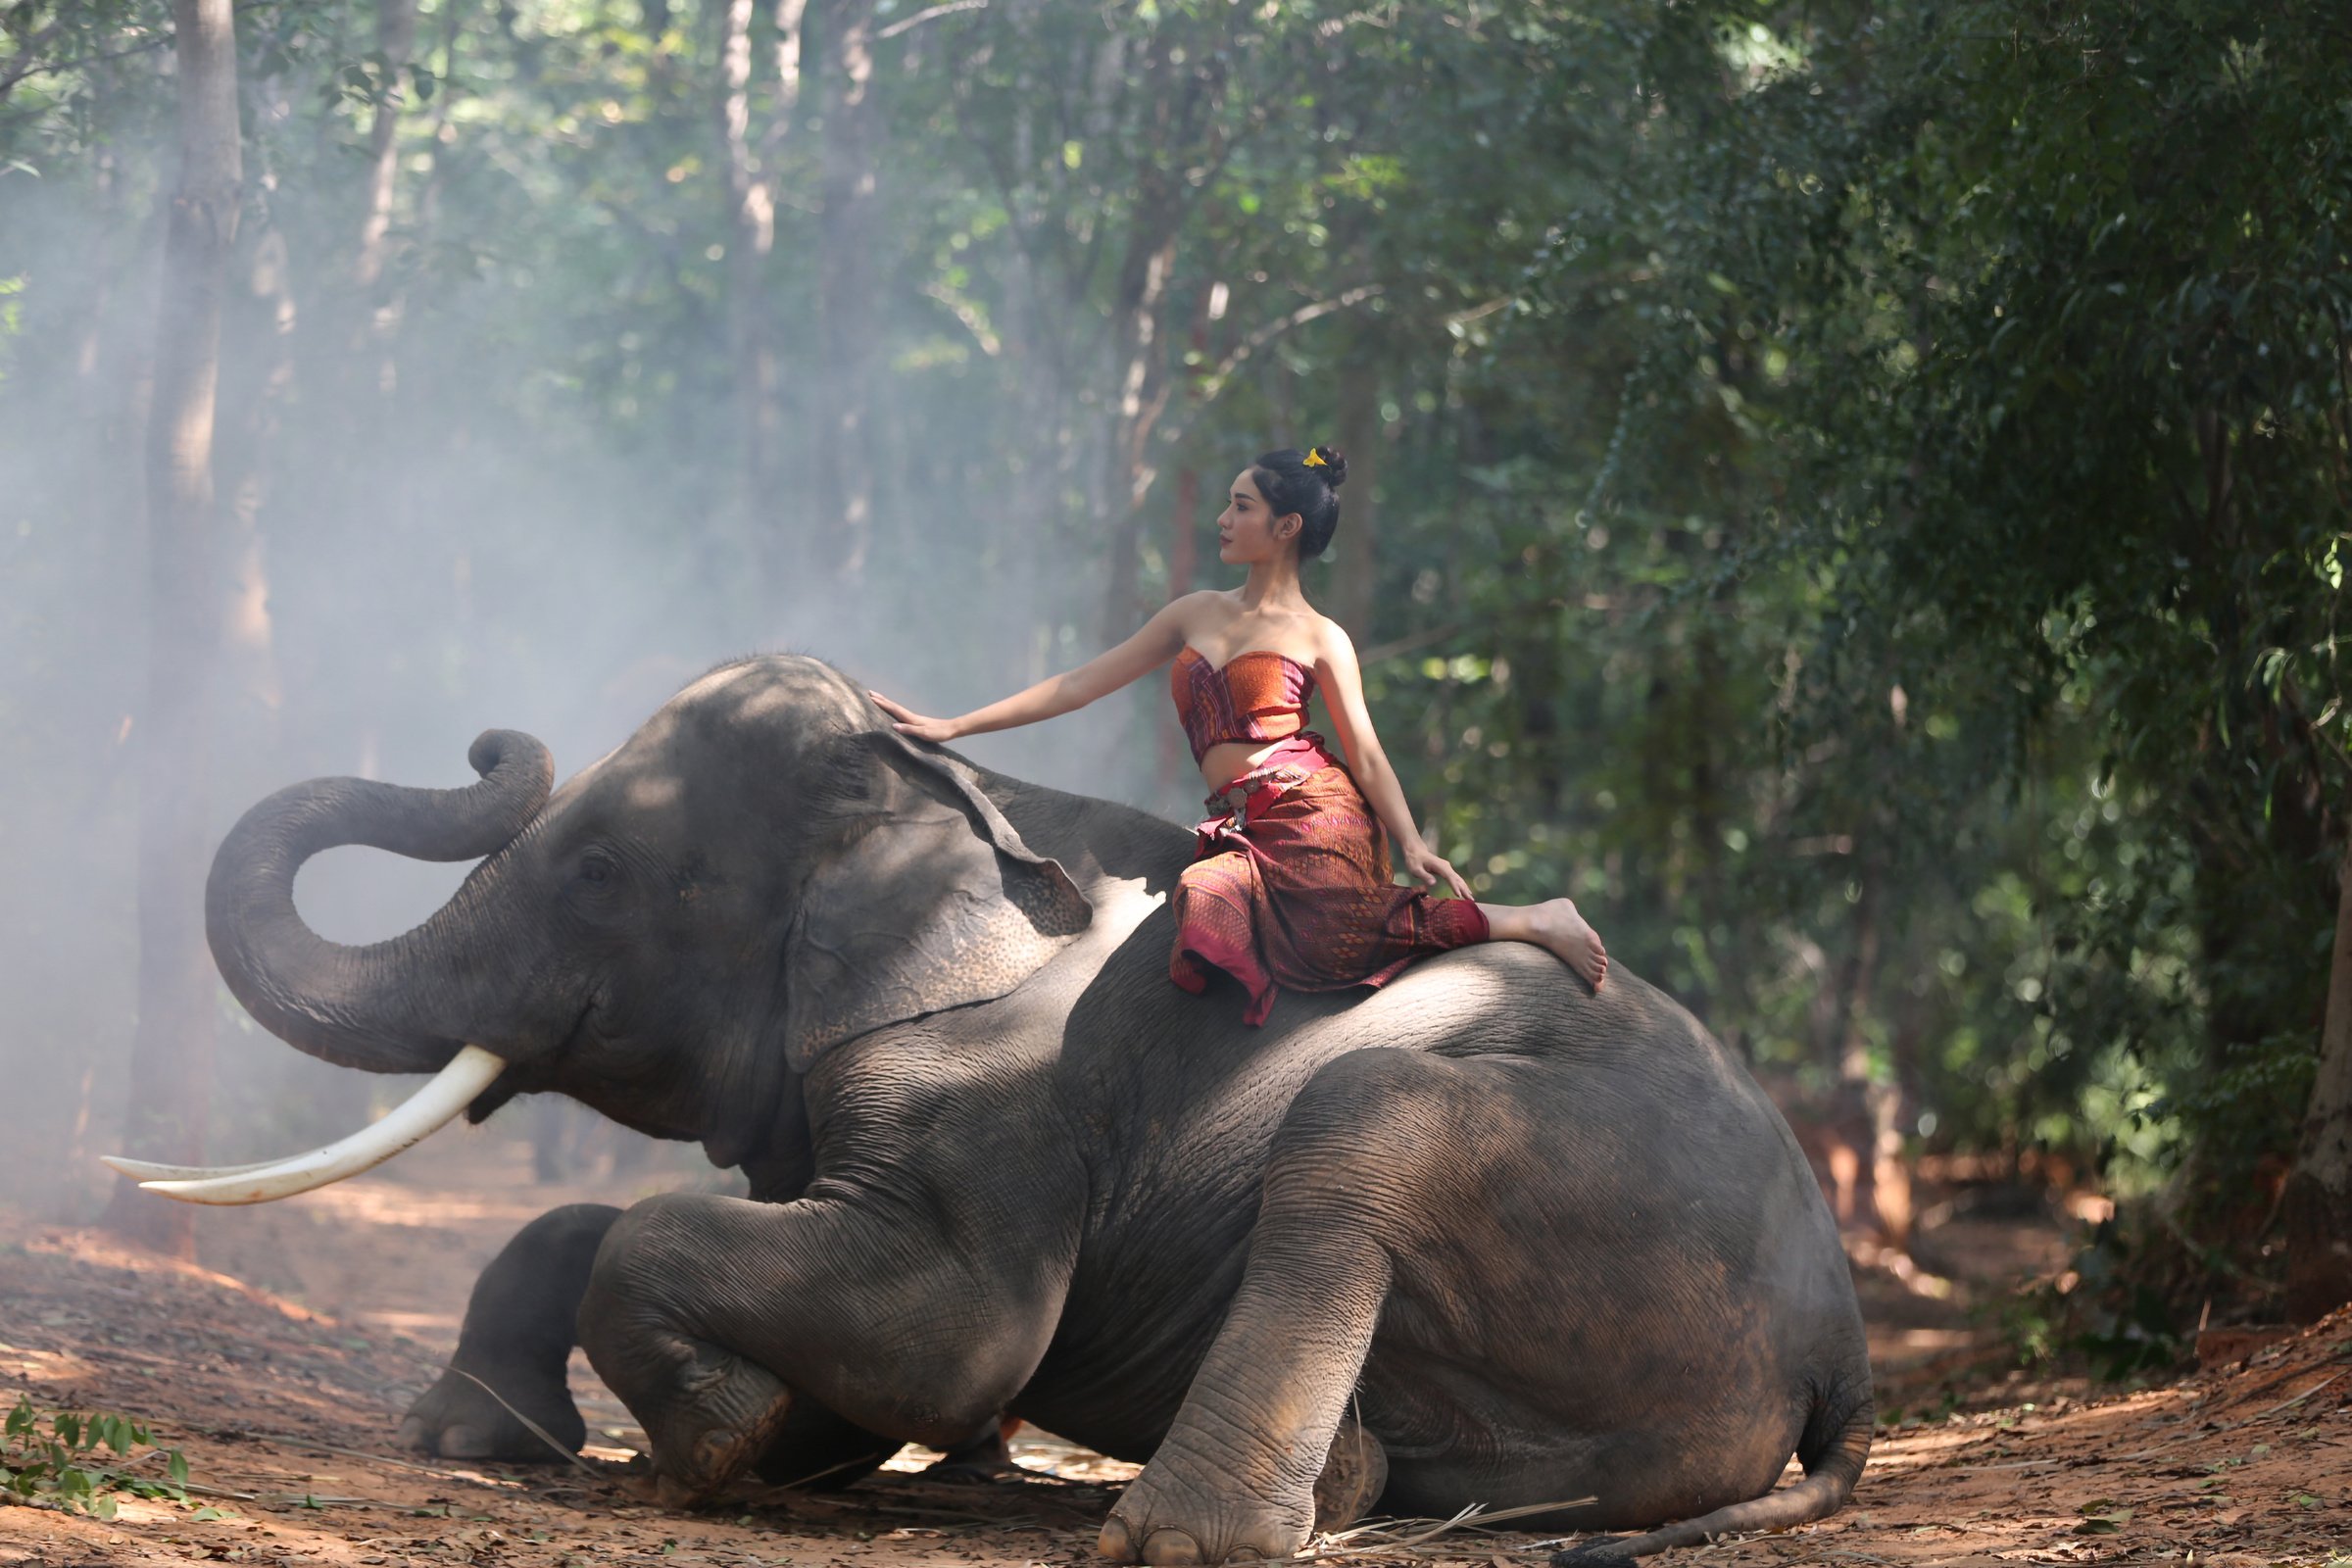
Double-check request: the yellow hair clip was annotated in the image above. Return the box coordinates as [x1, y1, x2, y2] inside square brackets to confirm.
[1302, 448, 1329, 468]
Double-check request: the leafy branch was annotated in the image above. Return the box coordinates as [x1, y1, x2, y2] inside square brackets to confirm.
[0, 1395, 196, 1520]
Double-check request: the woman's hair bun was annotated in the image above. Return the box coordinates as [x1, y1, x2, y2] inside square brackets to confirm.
[1250, 445, 1348, 560]
[1304, 444, 1349, 489]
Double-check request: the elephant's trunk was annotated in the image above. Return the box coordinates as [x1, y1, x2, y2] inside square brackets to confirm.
[204, 728, 556, 1076]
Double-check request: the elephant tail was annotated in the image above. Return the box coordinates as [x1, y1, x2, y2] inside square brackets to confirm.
[1549, 1372, 1873, 1563]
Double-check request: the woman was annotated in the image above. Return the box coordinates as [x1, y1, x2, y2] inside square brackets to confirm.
[871, 445, 1607, 1025]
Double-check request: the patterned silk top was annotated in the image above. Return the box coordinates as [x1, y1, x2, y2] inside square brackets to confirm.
[1170, 646, 1317, 764]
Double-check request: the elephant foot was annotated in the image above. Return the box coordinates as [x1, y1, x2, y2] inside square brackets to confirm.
[750, 1399, 903, 1492]
[399, 1363, 586, 1462]
[923, 1416, 1022, 1483]
[631, 1340, 797, 1506]
[1309, 1414, 1388, 1534]
[1097, 1511, 1306, 1567]
[1101, 1414, 1386, 1563]
[1098, 1442, 1316, 1566]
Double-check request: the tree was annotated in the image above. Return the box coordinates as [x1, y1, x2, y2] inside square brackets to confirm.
[7, 0, 2344, 1325]
[1582, 0, 2352, 1294]
[718, 0, 807, 588]
[812, 0, 879, 586]
[101, 0, 242, 1258]
[2287, 840, 2352, 1319]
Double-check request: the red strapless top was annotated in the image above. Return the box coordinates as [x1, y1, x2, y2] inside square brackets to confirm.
[1171, 646, 1316, 764]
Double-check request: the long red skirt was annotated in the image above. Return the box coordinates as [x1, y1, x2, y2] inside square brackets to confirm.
[1169, 760, 1491, 1026]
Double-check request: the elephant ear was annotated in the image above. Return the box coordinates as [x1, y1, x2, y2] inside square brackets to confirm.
[782, 728, 1093, 1069]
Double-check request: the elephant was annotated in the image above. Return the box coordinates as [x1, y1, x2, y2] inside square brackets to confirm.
[151, 654, 1872, 1563]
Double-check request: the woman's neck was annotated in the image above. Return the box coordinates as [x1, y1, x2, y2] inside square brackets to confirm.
[1238, 555, 1308, 611]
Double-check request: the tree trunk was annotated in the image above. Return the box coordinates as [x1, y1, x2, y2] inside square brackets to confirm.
[217, 68, 295, 737]
[1091, 38, 1191, 651]
[1151, 463, 1200, 796]
[1094, 26, 1219, 650]
[218, 222, 289, 733]
[336, 0, 416, 689]
[1096, 225, 1177, 647]
[353, 0, 418, 361]
[102, 0, 243, 1259]
[813, 0, 879, 587]
[1821, 868, 1909, 1245]
[1331, 337, 1381, 640]
[720, 0, 807, 592]
[2285, 833, 2352, 1321]
[717, 0, 774, 556]
[413, 0, 466, 240]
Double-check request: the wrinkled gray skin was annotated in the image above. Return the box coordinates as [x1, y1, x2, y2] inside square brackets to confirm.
[208, 657, 1871, 1563]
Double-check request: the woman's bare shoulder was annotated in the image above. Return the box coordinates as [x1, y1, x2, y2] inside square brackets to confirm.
[1164, 588, 1235, 636]
[1308, 612, 1358, 663]
[1149, 590, 1204, 628]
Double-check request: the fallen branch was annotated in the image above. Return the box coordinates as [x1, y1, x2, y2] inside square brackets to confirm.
[2243, 1368, 2345, 1424]
[115, 1448, 258, 1502]
[1942, 1458, 2062, 1473]
[1302, 1496, 1599, 1561]
[213, 1428, 540, 1488]
[763, 1451, 883, 1491]
[1302, 1501, 1485, 1560]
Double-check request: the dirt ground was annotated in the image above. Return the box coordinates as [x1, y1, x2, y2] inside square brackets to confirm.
[3, 1124, 2347, 1568]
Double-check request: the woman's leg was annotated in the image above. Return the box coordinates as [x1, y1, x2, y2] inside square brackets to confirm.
[1170, 847, 1281, 1024]
[1475, 897, 1608, 989]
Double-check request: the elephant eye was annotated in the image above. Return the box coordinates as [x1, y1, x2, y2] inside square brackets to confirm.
[577, 853, 616, 888]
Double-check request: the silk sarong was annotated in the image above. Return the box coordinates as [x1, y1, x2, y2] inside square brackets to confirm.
[1169, 746, 1490, 1026]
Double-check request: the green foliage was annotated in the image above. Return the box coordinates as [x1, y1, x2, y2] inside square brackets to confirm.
[0, 1396, 191, 1519]
[1547, 0, 2352, 1263]
[0, 0, 2344, 1298]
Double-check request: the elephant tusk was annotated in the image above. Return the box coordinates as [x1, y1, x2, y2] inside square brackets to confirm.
[101, 1045, 509, 1205]
[100, 1155, 293, 1183]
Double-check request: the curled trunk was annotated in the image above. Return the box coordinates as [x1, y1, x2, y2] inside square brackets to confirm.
[206, 728, 554, 1074]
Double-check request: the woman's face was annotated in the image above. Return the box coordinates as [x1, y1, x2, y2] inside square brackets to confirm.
[1215, 469, 1298, 565]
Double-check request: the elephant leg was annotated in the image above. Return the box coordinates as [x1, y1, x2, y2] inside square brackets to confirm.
[401, 1202, 620, 1460]
[924, 1415, 1022, 1482]
[579, 1190, 1067, 1507]
[751, 1399, 905, 1490]
[1102, 1051, 1473, 1567]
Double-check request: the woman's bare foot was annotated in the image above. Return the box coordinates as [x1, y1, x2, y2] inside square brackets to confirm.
[1480, 897, 1608, 989]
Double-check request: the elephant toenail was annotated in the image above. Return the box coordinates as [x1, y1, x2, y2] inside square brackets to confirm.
[1143, 1527, 1204, 1566]
[1228, 1549, 1266, 1563]
[693, 1430, 739, 1475]
[1097, 1518, 1137, 1562]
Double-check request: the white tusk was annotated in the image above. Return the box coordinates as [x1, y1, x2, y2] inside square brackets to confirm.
[102, 1046, 508, 1206]
[101, 1155, 290, 1183]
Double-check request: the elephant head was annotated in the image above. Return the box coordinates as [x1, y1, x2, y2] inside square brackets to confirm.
[113, 657, 1091, 1202]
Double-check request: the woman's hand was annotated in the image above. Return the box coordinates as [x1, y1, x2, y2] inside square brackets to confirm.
[1398, 841, 1475, 902]
[869, 691, 962, 744]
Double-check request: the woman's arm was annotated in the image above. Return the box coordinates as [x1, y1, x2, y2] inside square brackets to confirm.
[870, 596, 1198, 743]
[1312, 626, 1476, 900]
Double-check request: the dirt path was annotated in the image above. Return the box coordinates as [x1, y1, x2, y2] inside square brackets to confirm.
[3, 1127, 2347, 1567]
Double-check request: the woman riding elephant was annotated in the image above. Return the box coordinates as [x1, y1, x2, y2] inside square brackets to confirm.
[872, 445, 1608, 1025]
[112, 629, 1870, 1562]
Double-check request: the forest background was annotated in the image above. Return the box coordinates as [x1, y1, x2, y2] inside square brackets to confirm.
[2, 0, 2350, 1360]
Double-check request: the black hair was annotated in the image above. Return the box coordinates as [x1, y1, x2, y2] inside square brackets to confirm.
[1249, 445, 1348, 560]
